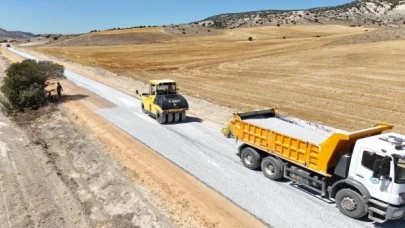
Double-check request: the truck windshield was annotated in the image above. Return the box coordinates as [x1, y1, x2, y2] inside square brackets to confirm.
[396, 158, 405, 183]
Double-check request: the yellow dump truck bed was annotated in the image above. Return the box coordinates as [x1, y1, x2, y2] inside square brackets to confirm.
[229, 109, 393, 176]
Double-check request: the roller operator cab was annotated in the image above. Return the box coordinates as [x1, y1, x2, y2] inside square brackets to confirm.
[137, 80, 189, 124]
[223, 109, 405, 223]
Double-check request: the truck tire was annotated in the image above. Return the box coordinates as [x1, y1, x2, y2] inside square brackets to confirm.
[261, 157, 283, 180]
[167, 113, 174, 123]
[174, 112, 181, 122]
[241, 147, 261, 170]
[335, 189, 367, 219]
[156, 112, 166, 124]
[180, 111, 187, 122]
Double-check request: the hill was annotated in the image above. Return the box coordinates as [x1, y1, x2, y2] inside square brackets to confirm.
[198, 0, 405, 29]
[0, 27, 35, 40]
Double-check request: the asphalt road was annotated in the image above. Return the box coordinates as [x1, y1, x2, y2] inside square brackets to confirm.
[8, 48, 405, 228]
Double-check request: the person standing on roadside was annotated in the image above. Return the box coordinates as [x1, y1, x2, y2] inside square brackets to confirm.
[56, 82, 63, 98]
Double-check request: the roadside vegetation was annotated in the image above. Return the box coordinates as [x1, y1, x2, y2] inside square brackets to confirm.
[0, 59, 64, 115]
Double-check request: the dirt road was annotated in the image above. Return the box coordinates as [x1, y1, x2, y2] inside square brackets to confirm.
[0, 46, 267, 227]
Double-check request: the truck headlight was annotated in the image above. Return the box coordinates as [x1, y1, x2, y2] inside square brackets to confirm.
[393, 210, 404, 218]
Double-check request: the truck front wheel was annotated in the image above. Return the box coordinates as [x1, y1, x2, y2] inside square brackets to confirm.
[241, 147, 261, 170]
[141, 103, 147, 114]
[335, 189, 367, 219]
[156, 112, 167, 124]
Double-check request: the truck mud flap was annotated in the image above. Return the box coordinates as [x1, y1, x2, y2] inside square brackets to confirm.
[283, 165, 328, 197]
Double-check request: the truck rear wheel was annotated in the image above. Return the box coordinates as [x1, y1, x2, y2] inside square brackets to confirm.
[241, 147, 261, 170]
[261, 157, 283, 180]
[167, 113, 174, 123]
[174, 112, 181, 122]
[335, 189, 367, 219]
[180, 111, 187, 122]
[156, 112, 166, 124]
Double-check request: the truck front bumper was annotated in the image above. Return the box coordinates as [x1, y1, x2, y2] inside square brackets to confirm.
[386, 205, 405, 220]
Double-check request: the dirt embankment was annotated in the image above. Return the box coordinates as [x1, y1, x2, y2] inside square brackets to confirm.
[0, 54, 174, 228]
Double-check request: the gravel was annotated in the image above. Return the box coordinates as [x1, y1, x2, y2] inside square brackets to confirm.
[9, 48, 405, 228]
[245, 117, 329, 145]
[244, 115, 348, 145]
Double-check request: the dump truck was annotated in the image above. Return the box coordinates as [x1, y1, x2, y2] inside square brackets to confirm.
[136, 79, 189, 124]
[223, 108, 405, 222]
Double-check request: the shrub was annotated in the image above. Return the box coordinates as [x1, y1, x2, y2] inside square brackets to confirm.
[207, 29, 211, 32]
[277, 24, 280, 27]
[53, 37, 58, 40]
[283, 36, 286, 39]
[182, 31, 186, 34]
[0, 60, 64, 111]
[314, 19, 319, 23]
[248, 36, 253, 41]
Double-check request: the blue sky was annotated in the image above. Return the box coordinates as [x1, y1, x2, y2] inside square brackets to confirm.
[1, 0, 352, 34]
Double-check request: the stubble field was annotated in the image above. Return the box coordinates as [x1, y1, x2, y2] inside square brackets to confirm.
[34, 25, 405, 133]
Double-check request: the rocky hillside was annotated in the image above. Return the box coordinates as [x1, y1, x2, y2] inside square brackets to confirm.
[0, 27, 35, 40]
[199, 0, 405, 29]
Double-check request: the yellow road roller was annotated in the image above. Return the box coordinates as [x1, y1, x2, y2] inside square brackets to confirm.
[137, 79, 189, 124]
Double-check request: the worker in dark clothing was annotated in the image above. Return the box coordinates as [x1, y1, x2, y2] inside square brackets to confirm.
[56, 82, 63, 98]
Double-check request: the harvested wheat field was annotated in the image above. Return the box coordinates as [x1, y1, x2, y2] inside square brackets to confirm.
[35, 25, 405, 133]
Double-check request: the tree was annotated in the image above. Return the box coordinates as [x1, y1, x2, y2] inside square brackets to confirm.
[0, 60, 64, 111]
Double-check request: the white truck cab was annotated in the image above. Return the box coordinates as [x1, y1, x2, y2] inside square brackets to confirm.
[350, 132, 405, 221]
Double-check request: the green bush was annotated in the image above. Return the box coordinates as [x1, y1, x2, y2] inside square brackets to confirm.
[0, 60, 64, 111]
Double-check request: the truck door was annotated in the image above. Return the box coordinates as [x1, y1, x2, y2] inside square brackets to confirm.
[354, 149, 393, 202]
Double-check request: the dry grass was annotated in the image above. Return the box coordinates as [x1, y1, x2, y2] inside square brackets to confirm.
[35, 25, 405, 133]
[91, 27, 162, 35]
